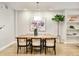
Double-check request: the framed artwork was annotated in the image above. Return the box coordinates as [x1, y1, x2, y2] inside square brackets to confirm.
[30, 16, 45, 32]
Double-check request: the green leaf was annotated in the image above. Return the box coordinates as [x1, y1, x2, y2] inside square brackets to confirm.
[51, 14, 65, 22]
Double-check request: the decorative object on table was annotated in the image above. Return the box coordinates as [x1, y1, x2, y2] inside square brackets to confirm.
[51, 14, 65, 42]
[34, 28, 38, 36]
[30, 16, 45, 32]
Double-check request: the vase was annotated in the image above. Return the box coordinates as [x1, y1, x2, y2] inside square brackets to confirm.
[34, 28, 38, 36]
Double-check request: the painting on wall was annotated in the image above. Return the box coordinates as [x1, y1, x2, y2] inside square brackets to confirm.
[30, 16, 46, 32]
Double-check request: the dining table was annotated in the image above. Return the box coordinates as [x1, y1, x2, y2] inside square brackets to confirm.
[16, 34, 57, 39]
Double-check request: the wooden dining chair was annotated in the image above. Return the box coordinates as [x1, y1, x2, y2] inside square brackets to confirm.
[31, 38, 42, 54]
[44, 38, 56, 55]
[17, 37, 30, 54]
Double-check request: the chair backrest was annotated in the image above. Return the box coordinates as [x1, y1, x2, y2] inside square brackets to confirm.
[45, 38, 56, 46]
[31, 38, 41, 46]
[17, 38, 27, 46]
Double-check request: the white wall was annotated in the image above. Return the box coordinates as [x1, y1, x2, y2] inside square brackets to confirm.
[16, 10, 64, 39]
[0, 4, 15, 49]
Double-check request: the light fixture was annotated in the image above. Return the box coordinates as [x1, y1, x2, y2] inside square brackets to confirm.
[36, 2, 39, 7]
[35, 2, 40, 10]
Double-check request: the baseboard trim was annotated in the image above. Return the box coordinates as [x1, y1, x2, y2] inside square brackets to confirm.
[63, 42, 79, 44]
[0, 41, 16, 51]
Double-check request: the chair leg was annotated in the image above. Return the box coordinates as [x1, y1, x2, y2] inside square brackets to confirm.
[40, 46, 41, 54]
[26, 40, 28, 54]
[45, 40, 46, 54]
[20, 47, 21, 50]
[17, 47, 19, 54]
[24, 47, 25, 53]
[26, 46, 27, 54]
[54, 46, 56, 55]
[30, 39, 32, 54]
[45, 47, 46, 54]
[31, 46, 32, 54]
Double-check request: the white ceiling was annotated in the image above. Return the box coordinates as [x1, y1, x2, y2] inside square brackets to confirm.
[2, 2, 79, 11]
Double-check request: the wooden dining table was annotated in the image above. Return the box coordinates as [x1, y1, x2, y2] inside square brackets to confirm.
[16, 34, 57, 39]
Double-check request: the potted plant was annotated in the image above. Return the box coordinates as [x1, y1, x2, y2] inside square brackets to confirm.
[52, 14, 65, 42]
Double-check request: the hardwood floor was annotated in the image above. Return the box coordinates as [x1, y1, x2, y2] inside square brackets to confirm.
[0, 42, 79, 56]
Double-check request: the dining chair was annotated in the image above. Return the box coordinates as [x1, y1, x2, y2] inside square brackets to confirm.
[44, 38, 56, 55]
[17, 37, 30, 54]
[31, 38, 42, 54]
